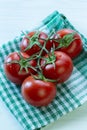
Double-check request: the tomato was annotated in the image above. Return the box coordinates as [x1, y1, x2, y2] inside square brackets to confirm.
[21, 76, 56, 107]
[53, 29, 83, 59]
[4, 52, 37, 85]
[41, 51, 73, 83]
[20, 31, 52, 56]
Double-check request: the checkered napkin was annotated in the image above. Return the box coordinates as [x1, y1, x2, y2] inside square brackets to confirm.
[0, 11, 87, 130]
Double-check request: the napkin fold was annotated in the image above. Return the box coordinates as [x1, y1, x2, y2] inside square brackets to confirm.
[0, 11, 87, 130]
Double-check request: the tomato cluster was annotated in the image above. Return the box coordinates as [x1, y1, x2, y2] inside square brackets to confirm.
[4, 29, 83, 107]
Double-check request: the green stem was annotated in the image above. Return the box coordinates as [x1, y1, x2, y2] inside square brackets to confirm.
[34, 29, 56, 77]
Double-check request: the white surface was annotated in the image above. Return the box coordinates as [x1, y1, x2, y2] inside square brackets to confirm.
[0, 0, 87, 130]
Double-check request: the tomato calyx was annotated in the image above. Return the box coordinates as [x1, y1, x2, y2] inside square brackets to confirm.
[23, 31, 47, 52]
[42, 50, 56, 68]
[18, 52, 37, 74]
[22, 29, 56, 54]
[53, 32, 78, 49]
[5, 52, 37, 74]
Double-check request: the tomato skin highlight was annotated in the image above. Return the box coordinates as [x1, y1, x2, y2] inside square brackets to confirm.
[41, 51, 73, 83]
[21, 76, 56, 107]
[53, 29, 83, 59]
[4, 52, 37, 85]
[20, 31, 52, 56]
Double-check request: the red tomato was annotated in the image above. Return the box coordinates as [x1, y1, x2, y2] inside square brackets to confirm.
[21, 76, 56, 107]
[41, 51, 73, 83]
[53, 29, 83, 59]
[20, 31, 52, 56]
[4, 52, 37, 85]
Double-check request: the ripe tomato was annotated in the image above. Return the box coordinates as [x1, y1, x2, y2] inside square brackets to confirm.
[20, 31, 52, 56]
[21, 76, 56, 107]
[41, 51, 73, 83]
[4, 52, 37, 85]
[53, 29, 83, 59]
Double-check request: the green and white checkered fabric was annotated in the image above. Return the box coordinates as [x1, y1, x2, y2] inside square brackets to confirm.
[0, 11, 87, 130]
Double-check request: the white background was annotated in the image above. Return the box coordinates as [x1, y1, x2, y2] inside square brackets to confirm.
[0, 0, 87, 130]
